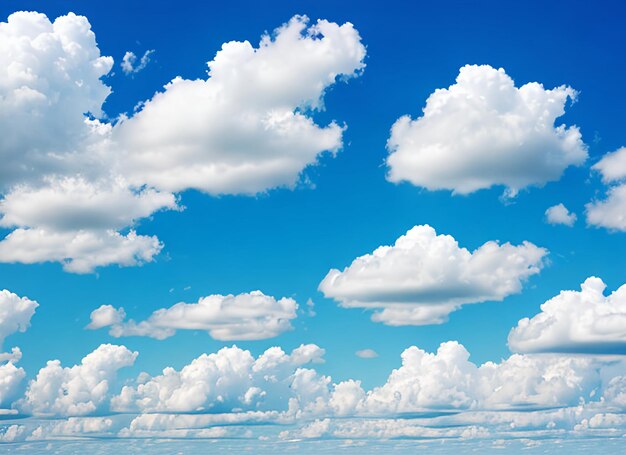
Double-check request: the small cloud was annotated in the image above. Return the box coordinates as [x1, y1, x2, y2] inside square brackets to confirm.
[121, 49, 154, 75]
[545, 203, 577, 226]
[356, 349, 378, 359]
[306, 298, 316, 317]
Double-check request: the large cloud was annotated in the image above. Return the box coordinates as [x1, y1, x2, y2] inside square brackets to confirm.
[114, 15, 366, 194]
[319, 225, 547, 325]
[110, 344, 326, 413]
[0, 11, 171, 272]
[508, 277, 626, 354]
[0, 11, 366, 273]
[19, 344, 137, 417]
[386, 65, 587, 195]
[87, 291, 298, 341]
[586, 147, 626, 231]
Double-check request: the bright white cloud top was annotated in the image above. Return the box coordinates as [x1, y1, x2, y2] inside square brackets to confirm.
[386, 65, 587, 195]
[586, 146, 626, 231]
[319, 225, 547, 325]
[509, 277, 626, 354]
[112, 344, 325, 413]
[115, 15, 366, 194]
[545, 203, 577, 226]
[87, 291, 298, 340]
[19, 344, 137, 417]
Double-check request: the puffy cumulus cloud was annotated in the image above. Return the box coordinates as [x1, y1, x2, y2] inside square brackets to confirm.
[121, 50, 154, 75]
[0, 11, 113, 189]
[358, 342, 624, 415]
[0, 228, 163, 274]
[0, 289, 38, 347]
[0, 177, 177, 272]
[114, 15, 366, 194]
[592, 146, 626, 183]
[508, 277, 626, 354]
[19, 344, 137, 417]
[0, 356, 25, 409]
[545, 203, 577, 226]
[110, 344, 326, 414]
[0, 177, 177, 232]
[386, 64, 587, 196]
[586, 147, 626, 231]
[88, 291, 298, 341]
[0, 289, 37, 410]
[319, 225, 547, 325]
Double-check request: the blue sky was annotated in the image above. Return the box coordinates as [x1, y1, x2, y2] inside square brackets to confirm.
[1, 0, 626, 452]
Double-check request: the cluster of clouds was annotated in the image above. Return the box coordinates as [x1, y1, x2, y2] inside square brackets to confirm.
[1, 10, 625, 275]
[0, 11, 366, 272]
[2, 275, 626, 442]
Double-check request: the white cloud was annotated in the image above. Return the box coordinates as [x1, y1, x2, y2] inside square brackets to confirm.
[0, 11, 113, 189]
[585, 147, 626, 231]
[19, 344, 137, 416]
[319, 225, 547, 325]
[111, 344, 326, 413]
[0, 357, 25, 409]
[386, 64, 587, 196]
[586, 184, 626, 231]
[355, 349, 378, 359]
[0, 289, 38, 347]
[115, 15, 366, 194]
[88, 291, 298, 341]
[121, 50, 154, 75]
[0, 228, 163, 274]
[0, 177, 177, 232]
[545, 203, 577, 226]
[508, 277, 626, 354]
[0, 12, 366, 273]
[0, 12, 172, 272]
[592, 146, 626, 183]
[362, 341, 621, 414]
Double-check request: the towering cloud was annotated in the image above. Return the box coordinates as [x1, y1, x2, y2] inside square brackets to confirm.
[386, 65, 587, 196]
[319, 225, 547, 325]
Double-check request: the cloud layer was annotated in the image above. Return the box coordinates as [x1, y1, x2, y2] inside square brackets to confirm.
[319, 225, 547, 325]
[386, 65, 587, 195]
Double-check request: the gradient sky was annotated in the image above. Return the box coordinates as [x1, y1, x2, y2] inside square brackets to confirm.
[1, 0, 626, 453]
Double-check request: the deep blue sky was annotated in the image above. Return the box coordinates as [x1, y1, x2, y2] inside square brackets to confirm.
[1, 0, 626, 390]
